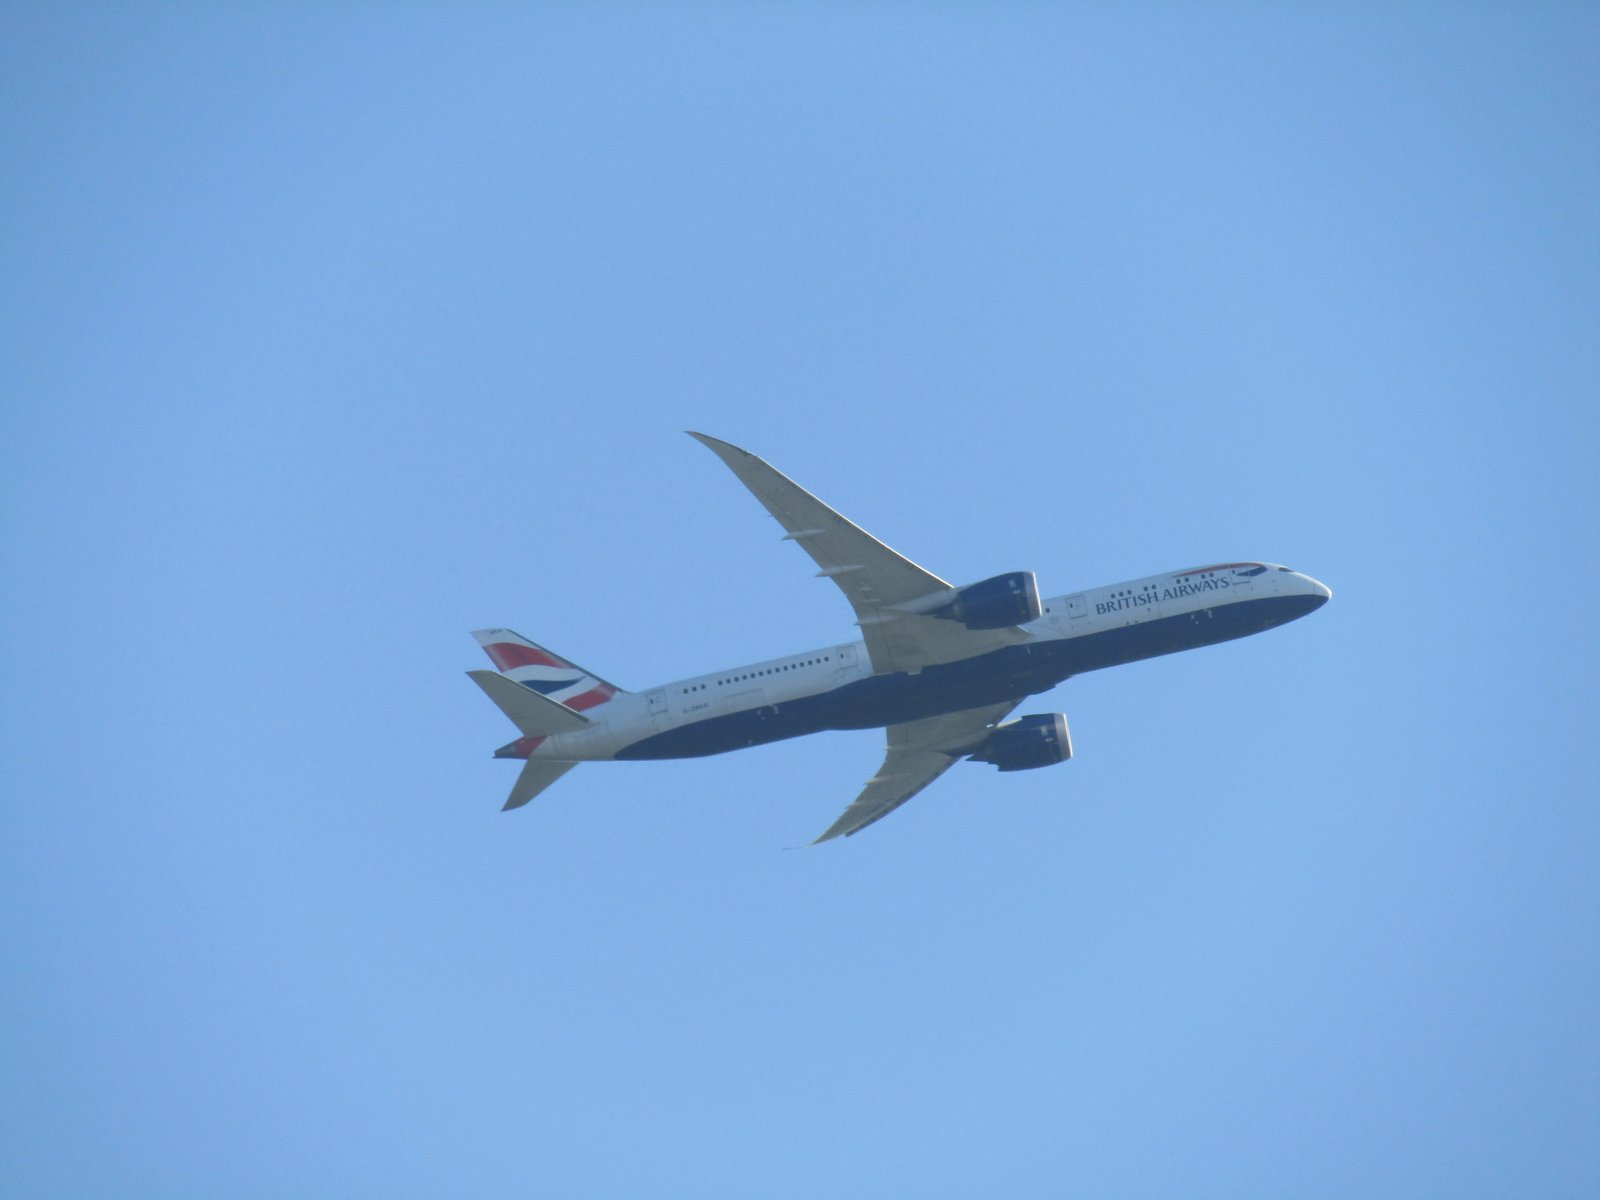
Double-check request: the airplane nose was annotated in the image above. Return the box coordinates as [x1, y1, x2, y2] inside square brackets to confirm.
[1305, 575, 1332, 607]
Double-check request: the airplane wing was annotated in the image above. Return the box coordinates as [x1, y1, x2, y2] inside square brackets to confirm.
[689, 432, 1030, 672]
[813, 699, 1023, 843]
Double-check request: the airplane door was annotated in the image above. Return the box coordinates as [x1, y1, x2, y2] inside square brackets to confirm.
[1067, 594, 1088, 621]
[838, 645, 857, 672]
[646, 688, 668, 728]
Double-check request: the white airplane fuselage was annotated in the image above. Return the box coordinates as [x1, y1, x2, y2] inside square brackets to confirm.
[501, 561, 1330, 765]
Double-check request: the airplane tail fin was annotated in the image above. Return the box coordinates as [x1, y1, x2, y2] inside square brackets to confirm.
[471, 628, 624, 713]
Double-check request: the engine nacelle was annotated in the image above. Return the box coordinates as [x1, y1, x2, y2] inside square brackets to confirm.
[930, 570, 1043, 630]
[969, 713, 1073, 772]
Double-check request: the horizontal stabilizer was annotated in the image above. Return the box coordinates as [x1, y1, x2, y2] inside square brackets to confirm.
[467, 669, 591, 737]
[504, 759, 578, 810]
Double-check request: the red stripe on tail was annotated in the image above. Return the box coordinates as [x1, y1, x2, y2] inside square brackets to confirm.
[485, 643, 568, 671]
[564, 684, 617, 712]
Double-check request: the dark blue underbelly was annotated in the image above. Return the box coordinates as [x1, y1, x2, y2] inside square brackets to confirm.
[615, 594, 1319, 760]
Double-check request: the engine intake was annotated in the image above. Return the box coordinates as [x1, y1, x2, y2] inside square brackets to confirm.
[929, 570, 1043, 630]
[969, 713, 1073, 772]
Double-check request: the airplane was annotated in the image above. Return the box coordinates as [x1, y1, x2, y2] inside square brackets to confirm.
[467, 432, 1331, 843]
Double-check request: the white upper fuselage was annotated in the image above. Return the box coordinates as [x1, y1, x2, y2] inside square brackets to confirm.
[527, 562, 1330, 763]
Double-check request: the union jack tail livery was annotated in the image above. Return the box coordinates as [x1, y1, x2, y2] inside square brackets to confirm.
[472, 628, 625, 714]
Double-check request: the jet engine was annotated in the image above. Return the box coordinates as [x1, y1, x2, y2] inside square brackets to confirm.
[969, 713, 1073, 772]
[927, 570, 1043, 630]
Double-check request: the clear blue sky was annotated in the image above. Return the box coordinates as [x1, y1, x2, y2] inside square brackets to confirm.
[3, 5, 1596, 1197]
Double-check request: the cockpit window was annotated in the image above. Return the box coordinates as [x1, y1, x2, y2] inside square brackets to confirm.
[1277, 566, 1292, 572]
[1237, 566, 1267, 577]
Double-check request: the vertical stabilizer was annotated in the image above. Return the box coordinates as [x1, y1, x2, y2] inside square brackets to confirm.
[471, 628, 624, 713]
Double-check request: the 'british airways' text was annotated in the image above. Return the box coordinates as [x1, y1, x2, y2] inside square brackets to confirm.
[1095, 577, 1233, 615]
